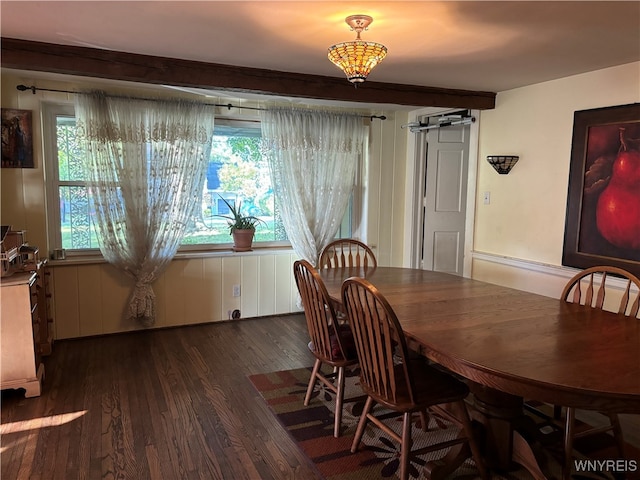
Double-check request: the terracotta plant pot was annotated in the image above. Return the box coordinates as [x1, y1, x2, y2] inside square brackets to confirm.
[232, 229, 255, 252]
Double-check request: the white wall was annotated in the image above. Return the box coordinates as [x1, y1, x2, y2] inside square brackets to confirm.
[367, 109, 410, 267]
[10, 62, 636, 336]
[472, 62, 640, 297]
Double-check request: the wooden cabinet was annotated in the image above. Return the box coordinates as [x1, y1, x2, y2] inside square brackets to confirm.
[1, 271, 45, 397]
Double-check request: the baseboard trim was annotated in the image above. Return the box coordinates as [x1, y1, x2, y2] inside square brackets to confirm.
[471, 251, 633, 290]
[472, 251, 577, 278]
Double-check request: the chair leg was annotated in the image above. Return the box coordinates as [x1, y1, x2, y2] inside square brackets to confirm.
[455, 400, 489, 480]
[563, 407, 576, 480]
[608, 413, 626, 459]
[333, 366, 346, 438]
[351, 396, 374, 453]
[419, 410, 430, 432]
[400, 412, 412, 480]
[554, 404, 563, 420]
[304, 359, 322, 406]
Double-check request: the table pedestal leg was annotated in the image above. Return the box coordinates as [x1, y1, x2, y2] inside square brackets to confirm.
[423, 432, 470, 480]
[512, 430, 550, 480]
[470, 383, 551, 480]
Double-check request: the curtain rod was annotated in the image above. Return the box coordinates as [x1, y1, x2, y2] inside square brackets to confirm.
[16, 84, 387, 121]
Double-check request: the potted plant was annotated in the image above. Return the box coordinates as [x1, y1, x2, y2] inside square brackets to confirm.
[216, 196, 265, 252]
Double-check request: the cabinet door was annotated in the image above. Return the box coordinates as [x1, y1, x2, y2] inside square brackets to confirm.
[1, 283, 38, 383]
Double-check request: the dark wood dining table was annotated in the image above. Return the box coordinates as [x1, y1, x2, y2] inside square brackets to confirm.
[318, 266, 640, 479]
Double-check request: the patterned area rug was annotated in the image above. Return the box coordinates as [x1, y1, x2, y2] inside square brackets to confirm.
[249, 366, 639, 480]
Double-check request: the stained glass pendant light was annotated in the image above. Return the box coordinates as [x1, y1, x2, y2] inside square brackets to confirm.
[328, 15, 387, 84]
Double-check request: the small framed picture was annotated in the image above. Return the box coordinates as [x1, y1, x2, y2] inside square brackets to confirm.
[1, 108, 34, 168]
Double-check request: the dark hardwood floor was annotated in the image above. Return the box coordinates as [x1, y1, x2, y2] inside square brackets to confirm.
[1, 314, 321, 480]
[2, 314, 639, 480]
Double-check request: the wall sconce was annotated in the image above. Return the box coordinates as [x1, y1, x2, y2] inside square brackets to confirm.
[487, 155, 519, 174]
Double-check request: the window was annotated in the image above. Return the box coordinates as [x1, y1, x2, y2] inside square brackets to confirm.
[44, 103, 354, 254]
[44, 103, 100, 253]
[181, 120, 288, 247]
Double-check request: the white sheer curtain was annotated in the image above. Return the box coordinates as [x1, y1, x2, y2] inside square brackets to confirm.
[75, 92, 215, 326]
[260, 108, 367, 264]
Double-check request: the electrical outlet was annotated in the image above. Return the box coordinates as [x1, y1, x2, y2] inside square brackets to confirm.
[232, 284, 241, 297]
[483, 191, 491, 205]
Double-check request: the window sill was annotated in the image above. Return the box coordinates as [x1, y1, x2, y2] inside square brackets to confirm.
[47, 246, 296, 267]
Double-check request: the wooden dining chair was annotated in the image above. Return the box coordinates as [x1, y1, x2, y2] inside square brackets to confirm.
[341, 277, 488, 480]
[318, 238, 377, 270]
[318, 239, 377, 320]
[558, 265, 640, 480]
[293, 259, 359, 438]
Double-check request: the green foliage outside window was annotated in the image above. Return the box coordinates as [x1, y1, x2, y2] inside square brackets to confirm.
[54, 117, 288, 250]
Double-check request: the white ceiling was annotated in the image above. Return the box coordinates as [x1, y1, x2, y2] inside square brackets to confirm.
[1, 1, 639, 93]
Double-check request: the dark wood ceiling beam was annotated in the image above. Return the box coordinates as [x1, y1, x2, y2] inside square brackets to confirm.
[1, 37, 496, 110]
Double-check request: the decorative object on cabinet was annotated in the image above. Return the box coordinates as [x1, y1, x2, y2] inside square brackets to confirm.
[1, 226, 19, 276]
[2, 227, 39, 273]
[1, 108, 34, 168]
[19, 244, 40, 270]
[0, 226, 54, 358]
[1, 226, 25, 276]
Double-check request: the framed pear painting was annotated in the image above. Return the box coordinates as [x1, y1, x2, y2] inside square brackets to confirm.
[563, 103, 640, 277]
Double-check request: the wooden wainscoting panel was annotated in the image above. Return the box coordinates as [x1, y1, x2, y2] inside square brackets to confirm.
[183, 258, 208, 326]
[49, 252, 299, 339]
[149, 261, 167, 328]
[51, 266, 80, 339]
[221, 256, 241, 320]
[202, 257, 223, 322]
[240, 255, 259, 319]
[274, 254, 294, 314]
[257, 255, 277, 316]
[289, 253, 303, 312]
[162, 259, 189, 327]
[76, 265, 103, 337]
[99, 262, 133, 334]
